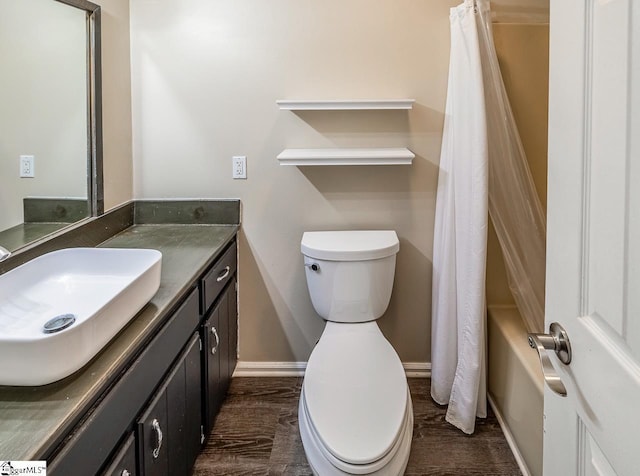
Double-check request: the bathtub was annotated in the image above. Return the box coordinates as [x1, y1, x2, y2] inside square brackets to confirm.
[487, 305, 543, 476]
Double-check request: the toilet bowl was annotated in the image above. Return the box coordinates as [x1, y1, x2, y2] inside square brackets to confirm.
[300, 231, 413, 475]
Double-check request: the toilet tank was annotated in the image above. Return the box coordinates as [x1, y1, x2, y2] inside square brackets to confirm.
[301, 231, 399, 323]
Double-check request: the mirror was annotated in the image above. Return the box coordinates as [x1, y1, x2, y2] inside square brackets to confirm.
[0, 0, 102, 253]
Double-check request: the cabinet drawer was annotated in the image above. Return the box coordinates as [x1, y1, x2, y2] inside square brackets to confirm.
[201, 241, 237, 314]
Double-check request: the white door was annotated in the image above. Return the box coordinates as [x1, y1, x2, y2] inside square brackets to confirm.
[545, 0, 640, 475]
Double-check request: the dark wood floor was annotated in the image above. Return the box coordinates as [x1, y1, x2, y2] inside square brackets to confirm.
[193, 377, 521, 475]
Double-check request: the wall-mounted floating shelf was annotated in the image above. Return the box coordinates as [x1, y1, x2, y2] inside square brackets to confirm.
[277, 148, 415, 166]
[276, 99, 415, 110]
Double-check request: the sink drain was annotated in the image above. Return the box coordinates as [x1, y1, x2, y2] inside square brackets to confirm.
[43, 314, 76, 334]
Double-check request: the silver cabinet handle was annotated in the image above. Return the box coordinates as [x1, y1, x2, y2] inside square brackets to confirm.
[216, 266, 231, 282]
[151, 418, 163, 459]
[211, 326, 220, 355]
[528, 322, 572, 397]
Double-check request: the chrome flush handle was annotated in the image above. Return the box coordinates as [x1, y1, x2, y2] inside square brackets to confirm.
[528, 322, 572, 397]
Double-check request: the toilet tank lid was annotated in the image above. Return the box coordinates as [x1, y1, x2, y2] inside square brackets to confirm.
[301, 230, 399, 261]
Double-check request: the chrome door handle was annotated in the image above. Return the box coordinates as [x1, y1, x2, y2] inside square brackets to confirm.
[151, 418, 163, 459]
[528, 322, 572, 397]
[216, 266, 231, 282]
[211, 326, 220, 355]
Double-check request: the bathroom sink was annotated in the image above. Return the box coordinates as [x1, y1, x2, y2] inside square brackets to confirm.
[0, 248, 162, 386]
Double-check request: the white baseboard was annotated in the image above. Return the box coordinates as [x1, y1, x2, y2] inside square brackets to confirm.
[233, 361, 307, 377]
[403, 362, 431, 378]
[233, 361, 431, 378]
[487, 393, 532, 476]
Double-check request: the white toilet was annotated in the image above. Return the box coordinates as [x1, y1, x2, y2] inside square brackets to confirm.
[299, 230, 413, 476]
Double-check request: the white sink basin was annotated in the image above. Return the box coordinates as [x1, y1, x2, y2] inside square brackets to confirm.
[0, 248, 162, 386]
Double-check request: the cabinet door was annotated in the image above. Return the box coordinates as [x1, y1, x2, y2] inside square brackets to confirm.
[101, 434, 137, 476]
[166, 359, 186, 476]
[182, 334, 203, 472]
[217, 285, 230, 395]
[137, 388, 168, 476]
[138, 333, 201, 476]
[164, 333, 202, 476]
[228, 277, 238, 380]
[202, 300, 222, 434]
[218, 280, 237, 393]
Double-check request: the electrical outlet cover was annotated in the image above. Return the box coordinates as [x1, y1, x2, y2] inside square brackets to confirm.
[232, 156, 247, 179]
[20, 155, 35, 178]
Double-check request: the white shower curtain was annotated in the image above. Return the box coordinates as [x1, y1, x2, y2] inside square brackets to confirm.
[431, 0, 546, 434]
[478, 2, 547, 335]
[430, 0, 488, 435]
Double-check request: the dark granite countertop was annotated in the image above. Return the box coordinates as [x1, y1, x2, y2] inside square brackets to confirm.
[0, 223, 238, 461]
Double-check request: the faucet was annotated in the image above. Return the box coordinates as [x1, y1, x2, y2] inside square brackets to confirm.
[0, 246, 11, 262]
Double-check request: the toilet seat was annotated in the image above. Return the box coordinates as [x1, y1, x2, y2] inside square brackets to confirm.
[302, 321, 410, 472]
[299, 387, 413, 475]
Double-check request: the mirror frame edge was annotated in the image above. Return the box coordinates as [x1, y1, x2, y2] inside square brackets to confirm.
[89, 2, 104, 216]
[56, 0, 104, 216]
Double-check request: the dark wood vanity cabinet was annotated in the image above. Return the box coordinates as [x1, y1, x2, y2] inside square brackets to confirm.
[48, 239, 238, 476]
